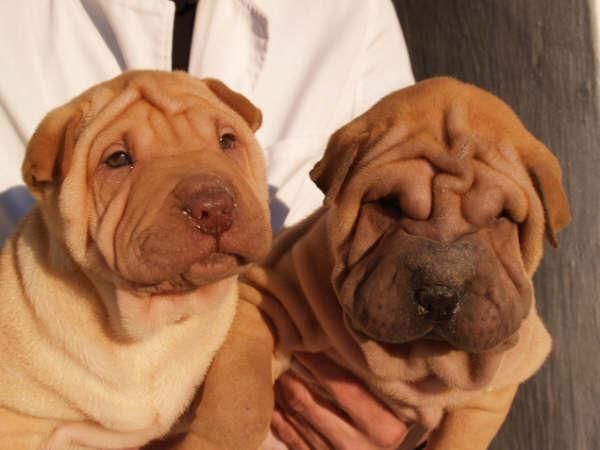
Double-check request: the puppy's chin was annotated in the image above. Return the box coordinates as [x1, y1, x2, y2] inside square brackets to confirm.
[124, 253, 247, 295]
[430, 328, 521, 354]
[432, 323, 522, 354]
[186, 253, 248, 280]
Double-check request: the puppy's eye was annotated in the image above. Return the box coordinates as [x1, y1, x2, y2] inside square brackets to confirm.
[375, 195, 404, 219]
[494, 209, 513, 223]
[219, 132, 236, 150]
[105, 151, 134, 168]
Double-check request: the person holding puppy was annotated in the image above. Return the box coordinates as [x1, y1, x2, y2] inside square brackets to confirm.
[0, 1, 414, 448]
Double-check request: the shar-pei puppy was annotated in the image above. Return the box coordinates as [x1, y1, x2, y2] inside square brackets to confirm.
[242, 77, 571, 450]
[0, 71, 274, 450]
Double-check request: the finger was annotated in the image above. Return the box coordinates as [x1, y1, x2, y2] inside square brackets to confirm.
[277, 372, 373, 450]
[275, 380, 332, 450]
[271, 408, 312, 450]
[278, 408, 332, 450]
[295, 353, 408, 448]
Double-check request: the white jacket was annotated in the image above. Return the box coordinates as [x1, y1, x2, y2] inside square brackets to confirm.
[0, 0, 413, 234]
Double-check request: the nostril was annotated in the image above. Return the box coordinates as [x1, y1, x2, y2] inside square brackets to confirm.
[183, 187, 236, 236]
[415, 285, 460, 320]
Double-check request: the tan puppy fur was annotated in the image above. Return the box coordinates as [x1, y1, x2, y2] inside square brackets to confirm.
[242, 78, 571, 449]
[0, 71, 272, 450]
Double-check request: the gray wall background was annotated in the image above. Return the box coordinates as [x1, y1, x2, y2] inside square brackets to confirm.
[392, 1, 600, 449]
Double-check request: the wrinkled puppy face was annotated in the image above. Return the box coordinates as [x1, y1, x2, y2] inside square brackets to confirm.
[312, 77, 570, 354]
[23, 71, 271, 294]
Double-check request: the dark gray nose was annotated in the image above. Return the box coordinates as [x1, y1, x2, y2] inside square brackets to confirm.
[414, 285, 461, 321]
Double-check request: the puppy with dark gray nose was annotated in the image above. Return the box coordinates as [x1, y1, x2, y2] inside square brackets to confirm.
[242, 77, 571, 450]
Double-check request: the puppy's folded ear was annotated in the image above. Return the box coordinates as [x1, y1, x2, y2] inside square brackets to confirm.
[203, 78, 262, 132]
[310, 126, 370, 203]
[524, 146, 571, 247]
[22, 104, 85, 196]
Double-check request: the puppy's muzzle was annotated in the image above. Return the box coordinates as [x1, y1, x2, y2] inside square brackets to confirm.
[348, 227, 526, 352]
[175, 176, 237, 238]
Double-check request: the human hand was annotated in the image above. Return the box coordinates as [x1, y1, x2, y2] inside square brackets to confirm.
[270, 353, 408, 450]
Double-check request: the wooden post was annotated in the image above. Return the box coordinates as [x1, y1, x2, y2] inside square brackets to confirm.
[393, 1, 599, 448]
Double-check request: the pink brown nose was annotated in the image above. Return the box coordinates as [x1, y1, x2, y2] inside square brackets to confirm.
[184, 186, 236, 237]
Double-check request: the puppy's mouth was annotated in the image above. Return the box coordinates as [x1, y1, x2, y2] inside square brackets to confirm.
[345, 310, 440, 343]
[345, 311, 520, 355]
[345, 312, 451, 351]
[126, 252, 248, 294]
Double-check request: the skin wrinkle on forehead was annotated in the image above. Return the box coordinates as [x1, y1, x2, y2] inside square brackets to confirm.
[128, 76, 188, 116]
[471, 141, 532, 214]
[356, 123, 409, 170]
[179, 107, 219, 153]
[129, 99, 210, 155]
[359, 129, 530, 232]
[79, 76, 218, 158]
[147, 105, 179, 150]
[468, 162, 528, 221]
